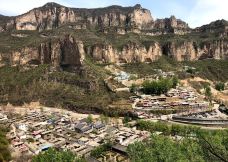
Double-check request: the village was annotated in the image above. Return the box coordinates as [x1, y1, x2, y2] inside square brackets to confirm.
[132, 86, 210, 119]
[0, 106, 149, 162]
[108, 65, 228, 125]
[0, 66, 228, 162]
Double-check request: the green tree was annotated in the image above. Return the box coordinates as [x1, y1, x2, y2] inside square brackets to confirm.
[196, 130, 228, 162]
[0, 127, 11, 161]
[129, 120, 228, 162]
[32, 148, 85, 162]
[215, 82, 225, 91]
[127, 135, 205, 162]
[172, 76, 179, 88]
[142, 78, 174, 95]
[186, 68, 195, 74]
[204, 85, 212, 102]
[90, 142, 112, 158]
[86, 114, 93, 123]
[100, 114, 109, 124]
[130, 84, 137, 93]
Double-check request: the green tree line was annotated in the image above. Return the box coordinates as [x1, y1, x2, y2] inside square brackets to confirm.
[128, 120, 228, 162]
[0, 126, 11, 162]
[32, 148, 86, 162]
[142, 77, 178, 95]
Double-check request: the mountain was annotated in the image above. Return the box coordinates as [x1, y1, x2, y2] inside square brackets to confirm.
[0, 2, 227, 68]
[194, 19, 228, 35]
[0, 3, 188, 34]
[0, 2, 227, 114]
[0, 3, 188, 33]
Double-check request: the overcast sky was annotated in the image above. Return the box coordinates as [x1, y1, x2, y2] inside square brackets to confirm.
[0, 0, 227, 28]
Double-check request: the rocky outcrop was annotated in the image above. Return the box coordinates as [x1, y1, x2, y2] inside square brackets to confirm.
[91, 42, 162, 63]
[10, 35, 85, 69]
[164, 41, 198, 61]
[197, 40, 228, 60]
[164, 40, 228, 61]
[1, 3, 190, 35]
[194, 20, 228, 34]
[90, 39, 228, 62]
[2, 38, 228, 67]
[12, 3, 154, 32]
[152, 16, 190, 35]
[154, 16, 188, 30]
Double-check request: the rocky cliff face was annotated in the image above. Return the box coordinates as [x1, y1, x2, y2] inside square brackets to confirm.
[11, 3, 154, 32]
[164, 41, 198, 61]
[91, 42, 162, 63]
[197, 40, 228, 60]
[9, 35, 85, 70]
[0, 3, 190, 34]
[154, 16, 189, 32]
[0, 3, 227, 66]
[90, 40, 228, 63]
[0, 37, 226, 67]
[163, 40, 228, 61]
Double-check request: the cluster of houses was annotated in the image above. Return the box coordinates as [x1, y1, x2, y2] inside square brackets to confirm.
[166, 87, 197, 100]
[6, 110, 149, 160]
[131, 86, 210, 118]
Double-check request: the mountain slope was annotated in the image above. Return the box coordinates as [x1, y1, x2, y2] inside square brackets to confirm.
[0, 3, 227, 114]
[0, 3, 227, 67]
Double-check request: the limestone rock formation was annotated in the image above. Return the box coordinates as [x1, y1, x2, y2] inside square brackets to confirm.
[11, 3, 154, 32]
[9, 35, 85, 70]
[2, 38, 227, 67]
[197, 40, 228, 60]
[164, 41, 198, 61]
[1, 3, 190, 35]
[164, 40, 228, 61]
[91, 42, 162, 63]
[0, 3, 227, 66]
[155, 16, 188, 29]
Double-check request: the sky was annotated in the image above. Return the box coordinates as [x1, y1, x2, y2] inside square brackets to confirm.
[0, 0, 227, 28]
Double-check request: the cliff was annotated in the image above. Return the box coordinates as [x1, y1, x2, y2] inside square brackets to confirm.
[8, 35, 85, 71]
[90, 40, 228, 62]
[0, 36, 226, 68]
[7, 3, 154, 32]
[90, 42, 162, 63]
[0, 3, 227, 67]
[0, 2, 190, 35]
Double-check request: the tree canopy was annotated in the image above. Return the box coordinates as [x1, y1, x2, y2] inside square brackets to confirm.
[215, 82, 225, 91]
[142, 77, 178, 95]
[32, 148, 85, 162]
[0, 126, 11, 162]
[128, 120, 228, 162]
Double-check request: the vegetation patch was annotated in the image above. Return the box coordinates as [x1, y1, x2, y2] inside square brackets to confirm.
[129, 120, 228, 162]
[0, 126, 11, 161]
[32, 148, 85, 162]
